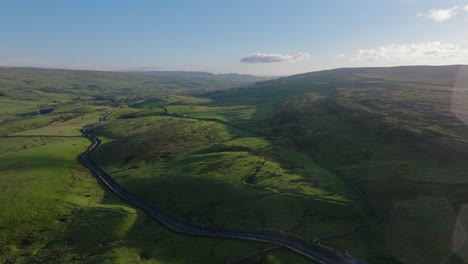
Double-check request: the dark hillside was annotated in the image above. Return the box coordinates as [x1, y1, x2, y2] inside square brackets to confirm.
[202, 65, 468, 264]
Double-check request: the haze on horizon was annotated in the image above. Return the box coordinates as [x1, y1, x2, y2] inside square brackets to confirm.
[1, 0, 468, 76]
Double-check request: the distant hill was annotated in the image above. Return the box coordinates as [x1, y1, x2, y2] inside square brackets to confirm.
[213, 65, 468, 136]
[130, 71, 277, 85]
[0, 67, 270, 104]
[217, 73, 277, 83]
[207, 64, 468, 189]
[258, 65, 464, 86]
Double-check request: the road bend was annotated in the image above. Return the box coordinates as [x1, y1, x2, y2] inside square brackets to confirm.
[80, 114, 367, 264]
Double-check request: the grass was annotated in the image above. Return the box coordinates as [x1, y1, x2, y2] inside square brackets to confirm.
[1, 105, 305, 264]
[0, 98, 41, 115]
[13, 110, 108, 137]
[131, 98, 166, 109]
[52, 104, 105, 113]
[3, 65, 468, 263]
[0, 134, 100, 261]
[1, 68, 330, 264]
[199, 65, 468, 264]
[0, 114, 67, 136]
[385, 198, 457, 264]
[91, 111, 370, 247]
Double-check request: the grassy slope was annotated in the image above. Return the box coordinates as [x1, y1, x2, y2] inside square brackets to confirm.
[1, 107, 297, 264]
[200, 65, 468, 264]
[3, 65, 468, 263]
[93, 112, 369, 231]
[0, 68, 297, 264]
[90, 109, 371, 262]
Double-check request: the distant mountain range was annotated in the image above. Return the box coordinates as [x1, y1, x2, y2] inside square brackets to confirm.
[129, 71, 278, 85]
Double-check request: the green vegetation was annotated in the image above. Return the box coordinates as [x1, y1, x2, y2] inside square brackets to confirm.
[92, 113, 369, 236]
[199, 65, 468, 263]
[0, 69, 293, 264]
[0, 68, 256, 104]
[0, 67, 256, 124]
[0, 107, 296, 264]
[2, 65, 468, 263]
[131, 98, 166, 108]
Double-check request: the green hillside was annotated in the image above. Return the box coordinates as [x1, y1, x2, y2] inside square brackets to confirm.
[1, 65, 468, 264]
[200, 65, 468, 264]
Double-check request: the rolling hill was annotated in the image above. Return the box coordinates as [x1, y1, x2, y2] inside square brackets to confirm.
[130, 70, 277, 86]
[199, 65, 468, 264]
[0, 67, 260, 104]
[2, 65, 468, 264]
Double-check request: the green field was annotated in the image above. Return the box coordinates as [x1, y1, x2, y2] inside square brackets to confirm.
[131, 98, 167, 108]
[0, 107, 305, 264]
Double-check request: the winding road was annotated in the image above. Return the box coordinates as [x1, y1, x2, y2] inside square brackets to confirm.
[80, 113, 367, 264]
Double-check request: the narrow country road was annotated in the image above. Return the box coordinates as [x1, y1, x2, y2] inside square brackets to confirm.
[80, 113, 367, 264]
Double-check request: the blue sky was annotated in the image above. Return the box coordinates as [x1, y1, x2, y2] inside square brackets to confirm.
[1, 0, 468, 75]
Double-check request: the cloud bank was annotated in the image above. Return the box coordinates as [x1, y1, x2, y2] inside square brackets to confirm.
[240, 52, 310, 63]
[353, 42, 468, 63]
[418, 6, 460, 22]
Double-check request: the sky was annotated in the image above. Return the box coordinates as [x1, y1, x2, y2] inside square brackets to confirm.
[1, 0, 468, 76]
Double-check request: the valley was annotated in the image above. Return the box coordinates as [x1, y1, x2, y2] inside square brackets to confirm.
[1, 65, 468, 263]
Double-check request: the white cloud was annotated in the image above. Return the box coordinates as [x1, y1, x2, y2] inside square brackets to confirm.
[353, 42, 468, 63]
[465, 5, 468, 12]
[418, 6, 460, 22]
[240, 52, 310, 63]
[335, 53, 346, 58]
